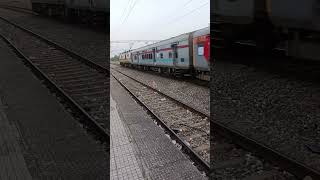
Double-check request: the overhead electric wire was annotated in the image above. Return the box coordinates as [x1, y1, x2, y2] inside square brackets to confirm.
[165, 1, 209, 25]
[181, 0, 195, 8]
[121, 0, 140, 25]
[111, 40, 160, 43]
[159, 0, 195, 24]
[119, 0, 133, 22]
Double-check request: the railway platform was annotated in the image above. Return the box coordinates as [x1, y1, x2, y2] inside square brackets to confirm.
[0, 90, 32, 180]
[111, 77, 207, 180]
[0, 38, 109, 179]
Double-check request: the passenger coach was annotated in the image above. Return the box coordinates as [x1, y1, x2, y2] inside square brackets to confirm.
[120, 27, 210, 81]
[213, 0, 320, 60]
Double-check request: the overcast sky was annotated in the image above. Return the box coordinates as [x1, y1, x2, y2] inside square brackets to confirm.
[110, 0, 210, 57]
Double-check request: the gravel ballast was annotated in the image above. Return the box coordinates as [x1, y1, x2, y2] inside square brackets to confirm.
[0, 8, 107, 67]
[112, 64, 209, 116]
[211, 60, 320, 172]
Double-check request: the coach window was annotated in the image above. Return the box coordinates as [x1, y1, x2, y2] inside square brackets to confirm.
[169, 52, 172, 58]
[150, 54, 153, 59]
[198, 44, 204, 56]
[160, 53, 163, 59]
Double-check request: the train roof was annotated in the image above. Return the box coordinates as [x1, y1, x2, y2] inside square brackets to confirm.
[193, 27, 210, 37]
[125, 26, 209, 54]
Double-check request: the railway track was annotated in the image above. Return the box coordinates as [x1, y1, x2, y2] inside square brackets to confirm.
[0, 14, 109, 142]
[0, 5, 37, 15]
[111, 66, 313, 179]
[210, 129, 298, 179]
[115, 63, 210, 87]
[211, 21, 320, 179]
[111, 67, 210, 173]
[111, 63, 209, 116]
[112, 22, 320, 179]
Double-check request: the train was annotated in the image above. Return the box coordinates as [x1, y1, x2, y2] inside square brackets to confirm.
[30, 0, 108, 27]
[119, 27, 210, 81]
[213, 0, 320, 60]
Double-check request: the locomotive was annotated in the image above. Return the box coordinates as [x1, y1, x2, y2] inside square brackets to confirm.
[119, 27, 210, 81]
[30, 0, 108, 27]
[213, 0, 320, 60]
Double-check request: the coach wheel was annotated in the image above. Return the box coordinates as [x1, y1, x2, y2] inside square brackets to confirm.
[253, 20, 279, 54]
[221, 24, 242, 50]
[255, 28, 279, 54]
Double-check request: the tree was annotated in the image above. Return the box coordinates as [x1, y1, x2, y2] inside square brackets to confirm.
[111, 55, 119, 61]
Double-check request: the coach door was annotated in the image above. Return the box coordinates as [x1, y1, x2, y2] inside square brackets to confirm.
[172, 43, 178, 66]
[152, 48, 156, 63]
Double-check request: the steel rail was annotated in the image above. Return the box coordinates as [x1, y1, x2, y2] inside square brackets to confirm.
[114, 63, 210, 87]
[111, 67, 209, 117]
[0, 15, 109, 74]
[0, 17, 110, 142]
[211, 22, 320, 179]
[0, 6, 38, 15]
[111, 72, 210, 174]
[112, 68, 320, 179]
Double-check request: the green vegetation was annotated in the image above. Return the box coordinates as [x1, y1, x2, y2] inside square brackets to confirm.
[111, 55, 119, 61]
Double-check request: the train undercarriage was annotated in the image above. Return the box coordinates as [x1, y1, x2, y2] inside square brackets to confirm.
[120, 63, 210, 81]
[213, 0, 320, 61]
[31, 3, 107, 29]
[216, 19, 320, 61]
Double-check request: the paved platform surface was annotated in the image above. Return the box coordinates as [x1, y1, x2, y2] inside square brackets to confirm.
[0, 97, 32, 180]
[111, 76, 207, 180]
[110, 96, 144, 180]
[0, 38, 109, 178]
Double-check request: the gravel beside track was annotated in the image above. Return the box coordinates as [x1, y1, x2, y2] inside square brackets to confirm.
[111, 69, 210, 164]
[111, 64, 209, 116]
[211, 60, 320, 175]
[210, 133, 296, 180]
[0, 8, 107, 67]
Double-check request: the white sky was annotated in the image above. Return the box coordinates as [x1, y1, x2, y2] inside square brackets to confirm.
[110, 0, 210, 57]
